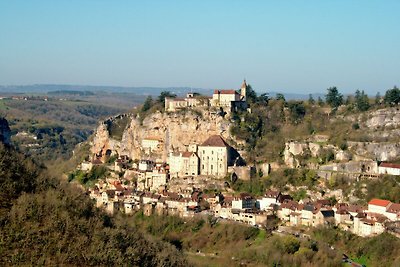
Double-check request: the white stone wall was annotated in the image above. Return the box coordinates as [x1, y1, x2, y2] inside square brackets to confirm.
[198, 146, 228, 177]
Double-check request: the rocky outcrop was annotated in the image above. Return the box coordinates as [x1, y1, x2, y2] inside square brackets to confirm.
[91, 110, 232, 161]
[0, 117, 11, 145]
[348, 141, 400, 161]
[366, 108, 400, 129]
[284, 141, 322, 168]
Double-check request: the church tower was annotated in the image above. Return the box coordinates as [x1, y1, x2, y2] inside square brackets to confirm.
[240, 79, 247, 101]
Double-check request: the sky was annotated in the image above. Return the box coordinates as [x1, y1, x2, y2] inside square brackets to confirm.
[0, 1, 399, 94]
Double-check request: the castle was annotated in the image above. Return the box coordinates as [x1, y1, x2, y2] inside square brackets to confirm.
[165, 80, 248, 112]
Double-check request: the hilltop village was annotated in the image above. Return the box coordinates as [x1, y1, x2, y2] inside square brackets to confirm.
[78, 81, 400, 239]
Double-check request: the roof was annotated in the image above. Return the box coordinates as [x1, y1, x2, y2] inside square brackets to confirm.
[200, 135, 228, 147]
[387, 203, 400, 214]
[379, 162, 400, 169]
[321, 210, 334, 218]
[241, 79, 247, 89]
[368, 198, 391, 207]
[265, 190, 280, 198]
[213, 89, 239, 95]
[182, 152, 195, 158]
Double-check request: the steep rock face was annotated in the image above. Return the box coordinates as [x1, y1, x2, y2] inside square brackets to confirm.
[348, 142, 400, 161]
[284, 141, 322, 168]
[91, 110, 231, 161]
[0, 118, 11, 145]
[366, 108, 400, 129]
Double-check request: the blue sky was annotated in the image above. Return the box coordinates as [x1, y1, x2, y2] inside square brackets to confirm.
[0, 1, 399, 94]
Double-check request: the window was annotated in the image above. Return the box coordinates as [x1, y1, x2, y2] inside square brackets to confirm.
[211, 165, 213, 170]
[202, 164, 204, 170]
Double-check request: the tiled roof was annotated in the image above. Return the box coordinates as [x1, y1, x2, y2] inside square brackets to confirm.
[265, 190, 280, 198]
[182, 152, 194, 158]
[368, 198, 391, 207]
[200, 135, 228, 147]
[387, 203, 400, 213]
[379, 162, 400, 169]
[213, 89, 238, 95]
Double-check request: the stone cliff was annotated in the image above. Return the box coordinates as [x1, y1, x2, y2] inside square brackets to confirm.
[91, 110, 232, 161]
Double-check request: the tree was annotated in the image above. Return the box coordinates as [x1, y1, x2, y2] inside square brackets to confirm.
[276, 93, 286, 102]
[384, 86, 400, 106]
[325, 87, 343, 108]
[288, 101, 306, 124]
[142, 96, 153, 112]
[246, 84, 257, 104]
[375, 92, 381, 105]
[257, 93, 270, 105]
[308, 94, 315, 105]
[158, 91, 176, 105]
[354, 90, 370, 111]
[317, 97, 324, 106]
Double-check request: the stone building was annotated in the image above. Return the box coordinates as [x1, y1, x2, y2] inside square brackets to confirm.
[165, 93, 210, 112]
[164, 80, 248, 112]
[211, 80, 247, 111]
[198, 135, 231, 177]
[142, 137, 163, 153]
[168, 151, 200, 177]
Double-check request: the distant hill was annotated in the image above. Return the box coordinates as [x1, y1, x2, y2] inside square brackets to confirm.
[0, 84, 324, 100]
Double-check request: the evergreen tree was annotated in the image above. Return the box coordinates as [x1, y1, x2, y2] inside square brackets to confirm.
[355, 90, 370, 111]
[325, 87, 343, 108]
[158, 91, 176, 105]
[317, 97, 324, 106]
[142, 96, 153, 112]
[246, 84, 257, 104]
[375, 92, 381, 105]
[384, 86, 400, 106]
[308, 94, 315, 104]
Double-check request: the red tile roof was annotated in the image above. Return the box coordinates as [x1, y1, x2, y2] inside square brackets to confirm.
[368, 198, 391, 207]
[379, 162, 400, 169]
[182, 152, 194, 158]
[200, 135, 228, 147]
[213, 89, 238, 95]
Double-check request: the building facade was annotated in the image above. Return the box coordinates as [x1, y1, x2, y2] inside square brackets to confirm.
[198, 135, 230, 177]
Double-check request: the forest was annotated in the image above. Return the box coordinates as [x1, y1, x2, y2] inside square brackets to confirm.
[0, 143, 186, 266]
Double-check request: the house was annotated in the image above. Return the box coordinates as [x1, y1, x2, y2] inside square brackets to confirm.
[378, 162, 400, 175]
[165, 93, 210, 112]
[278, 201, 299, 221]
[334, 208, 351, 226]
[211, 80, 247, 111]
[198, 135, 230, 177]
[142, 137, 163, 153]
[164, 80, 247, 112]
[354, 213, 387, 237]
[168, 151, 199, 177]
[386, 203, 400, 221]
[368, 198, 391, 214]
[300, 204, 316, 227]
[144, 171, 168, 191]
[232, 193, 255, 210]
[138, 160, 155, 172]
[257, 190, 281, 210]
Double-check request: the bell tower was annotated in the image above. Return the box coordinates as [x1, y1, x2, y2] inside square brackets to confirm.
[240, 79, 247, 101]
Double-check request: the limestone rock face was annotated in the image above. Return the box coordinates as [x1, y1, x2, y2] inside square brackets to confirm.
[335, 150, 352, 162]
[348, 141, 400, 161]
[91, 110, 231, 161]
[284, 141, 322, 168]
[366, 108, 400, 129]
